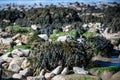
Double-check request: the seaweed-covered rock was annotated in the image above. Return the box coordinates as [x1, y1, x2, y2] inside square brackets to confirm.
[29, 41, 93, 75]
[88, 36, 113, 56]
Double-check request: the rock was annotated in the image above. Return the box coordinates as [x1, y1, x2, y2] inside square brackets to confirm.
[14, 39, 22, 46]
[8, 58, 25, 72]
[61, 67, 69, 75]
[101, 71, 113, 80]
[63, 25, 72, 32]
[21, 35, 28, 44]
[51, 66, 63, 75]
[77, 37, 86, 45]
[21, 58, 31, 69]
[38, 34, 48, 41]
[73, 67, 88, 75]
[0, 38, 13, 45]
[45, 72, 55, 79]
[57, 35, 74, 41]
[2, 62, 9, 68]
[52, 74, 100, 80]
[8, 62, 21, 72]
[39, 69, 46, 76]
[12, 49, 24, 57]
[31, 25, 40, 30]
[12, 33, 21, 40]
[110, 71, 120, 80]
[88, 27, 98, 32]
[12, 73, 23, 79]
[12, 49, 30, 57]
[19, 68, 32, 76]
[52, 75, 65, 80]
[1, 52, 12, 62]
[27, 76, 45, 80]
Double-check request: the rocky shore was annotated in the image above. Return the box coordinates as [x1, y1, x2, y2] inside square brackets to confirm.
[0, 2, 120, 80]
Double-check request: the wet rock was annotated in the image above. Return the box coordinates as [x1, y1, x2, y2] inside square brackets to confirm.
[73, 67, 88, 75]
[19, 68, 32, 76]
[61, 67, 69, 75]
[38, 34, 48, 41]
[12, 73, 23, 79]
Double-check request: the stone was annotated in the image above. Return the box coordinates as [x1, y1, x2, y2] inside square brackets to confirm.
[39, 69, 46, 76]
[8, 58, 25, 72]
[51, 66, 63, 75]
[110, 71, 120, 80]
[12, 33, 21, 40]
[12, 49, 30, 57]
[21, 58, 31, 69]
[38, 34, 48, 41]
[57, 35, 74, 42]
[12, 73, 23, 79]
[0, 38, 13, 45]
[27, 76, 45, 80]
[21, 35, 28, 44]
[73, 67, 88, 75]
[45, 72, 55, 79]
[1, 52, 12, 62]
[12, 49, 24, 57]
[52, 74, 100, 80]
[61, 67, 69, 75]
[8, 62, 21, 72]
[31, 25, 40, 30]
[101, 71, 113, 80]
[63, 25, 72, 32]
[19, 68, 32, 76]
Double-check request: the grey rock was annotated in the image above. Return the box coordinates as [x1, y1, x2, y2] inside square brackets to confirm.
[12, 49, 30, 57]
[73, 67, 88, 75]
[0, 38, 13, 45]
[19, 68, 32, 76]
[8, 63, 21, 72]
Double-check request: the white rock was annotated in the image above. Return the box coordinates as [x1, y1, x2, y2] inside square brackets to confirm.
[38, 34, 48, 41]
[51, 66, 62, 75]
[1, 52, 12, 62]
[45, 73, 55, 79]
[61, 67, 69, 75]
[19, 68, 32, 76]
[73, 67, 88, 75]
[57, 35, 74, 41]
[12, 73, 23, 79]
[31, 25, 40, 30]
